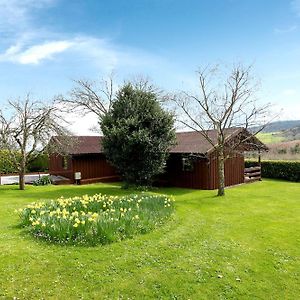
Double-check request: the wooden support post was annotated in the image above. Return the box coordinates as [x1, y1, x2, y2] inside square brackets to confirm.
[258, 150, 262, 181]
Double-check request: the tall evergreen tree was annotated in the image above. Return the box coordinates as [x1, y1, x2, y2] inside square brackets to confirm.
[101, 83, 176, 187]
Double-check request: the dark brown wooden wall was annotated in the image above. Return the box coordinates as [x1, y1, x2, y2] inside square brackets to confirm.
[49, 154, 73, 179]
[162, 154, 210, 189]
[208, 152, 245, 189]
[72, 154, 117, 180]
[161, 153, 244, 190]
[49, 152, 245, 189]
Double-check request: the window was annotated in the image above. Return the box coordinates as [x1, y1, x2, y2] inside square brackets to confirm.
[62, 156, 68, 170]
[182, 156, 194, 171]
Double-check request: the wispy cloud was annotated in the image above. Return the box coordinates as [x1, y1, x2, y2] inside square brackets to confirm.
[0, 35, 162, 74]
[69, 37, 161, 71]
[274, 25, 297, 34]
[282, 88, 297, 96]
[291, 0, 300, 16]
[0, 0, 162, 70]
[0, 40, 74, 64]
[0, 0, 55, 33]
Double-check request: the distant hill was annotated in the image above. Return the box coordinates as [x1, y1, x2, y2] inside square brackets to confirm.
[255, 120, 300, 133]
[253, 120, 300, 144]
[283, 126, 300, 141]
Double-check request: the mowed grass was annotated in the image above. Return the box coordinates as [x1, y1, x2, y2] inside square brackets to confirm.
[257, 132, 285, 144]
[0, 180, 299, 299]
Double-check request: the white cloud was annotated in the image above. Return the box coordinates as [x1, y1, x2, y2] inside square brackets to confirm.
[282, 89, 297, 96]
[67, 113, 100, 136]
[274, 25, 297, 34]
[0, 36, 162, 71]
[0, 0, 162, 70]
[69, 36, 161, 71]
[274, 103, 300, 120]
[0, 0, 55, 29]
[0, 40, 74, 64]
[18, 41, 73, 64]
[291, 0, 300, 16]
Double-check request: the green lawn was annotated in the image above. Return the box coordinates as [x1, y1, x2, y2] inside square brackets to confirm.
[0, 180, 299, 299]
[256, 132, 285, 144]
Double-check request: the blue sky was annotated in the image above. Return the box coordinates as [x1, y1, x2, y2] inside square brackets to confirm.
[0, 0, 299, 133]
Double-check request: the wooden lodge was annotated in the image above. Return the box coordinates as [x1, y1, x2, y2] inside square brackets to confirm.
[49, 128, 267, 189]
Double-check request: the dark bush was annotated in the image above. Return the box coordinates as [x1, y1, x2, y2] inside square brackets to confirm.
[101, 83, 176, 187]
[245, 160, 300, 182]
[28, 154, 49, 172]
[290, 143, 300, 155]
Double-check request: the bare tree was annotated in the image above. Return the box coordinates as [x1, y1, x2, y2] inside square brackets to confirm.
[0, 95, 72, 190]
[55, 74, 165, 126]
[172, 64, 271, 196]
[55, 75, 116, 122]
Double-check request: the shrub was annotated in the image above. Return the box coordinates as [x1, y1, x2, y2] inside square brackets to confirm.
[290, 143, 300, 155]
[0, 151, 49, 174]
[245, 160, 300, 182]
[101, 83, 176, 187]
[277, 148, 287, 154]
[18, 193, 175, 245]
[0, 150, 20, 174]
[28, 154, 49, 172]
[32, 175, 52, 186]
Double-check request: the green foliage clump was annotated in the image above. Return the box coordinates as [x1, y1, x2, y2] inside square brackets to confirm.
[32, 175, 52, 186]
[18, 193, 175, 245]
[28, 154, 49, 172]
[245, 160, 300, 182]
[290, 143, 300, 155]
[0, 151, 48, 174]
[0, 150, 20, 174]
[101, 83, 176, 187]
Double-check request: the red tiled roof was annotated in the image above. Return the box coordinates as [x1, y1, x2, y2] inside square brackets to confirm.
[56, 128, 245, 155]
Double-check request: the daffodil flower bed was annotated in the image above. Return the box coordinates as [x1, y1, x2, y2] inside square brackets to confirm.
[18, 193, 174, 245]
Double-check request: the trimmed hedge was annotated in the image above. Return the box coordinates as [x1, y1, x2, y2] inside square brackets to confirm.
[245, 160, 300, 182]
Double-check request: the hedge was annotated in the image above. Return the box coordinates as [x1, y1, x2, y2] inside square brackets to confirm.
[245, 160, 300, 182]
[0, 150, 19, 174]
[28, 154, 49, 173]
[0, 151, 48, 174]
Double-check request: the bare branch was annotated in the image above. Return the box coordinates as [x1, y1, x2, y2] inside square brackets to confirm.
[0, 96, 72, 189]
[55, 74, 117, 121]
[170, 63, 274, 196]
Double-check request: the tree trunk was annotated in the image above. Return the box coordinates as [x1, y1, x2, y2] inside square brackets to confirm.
[217, 148, 225, 196]
[19, 171, 25, 190]
[19, 158, 26, 190]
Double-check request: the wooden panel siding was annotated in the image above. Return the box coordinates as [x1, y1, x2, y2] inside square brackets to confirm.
[208, 152, 244, 189]
[49, 150, 245, 189]
[161, 154, 210, 189]
[72, 154, 117, 180]
[49, 154, 73, 179]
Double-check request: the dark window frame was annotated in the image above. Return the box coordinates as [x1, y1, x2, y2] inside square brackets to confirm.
[182, 156, 194, 172]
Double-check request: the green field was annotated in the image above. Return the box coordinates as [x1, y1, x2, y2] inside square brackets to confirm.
[256, 132, 285, 144]
[0, 181, 299, 299]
